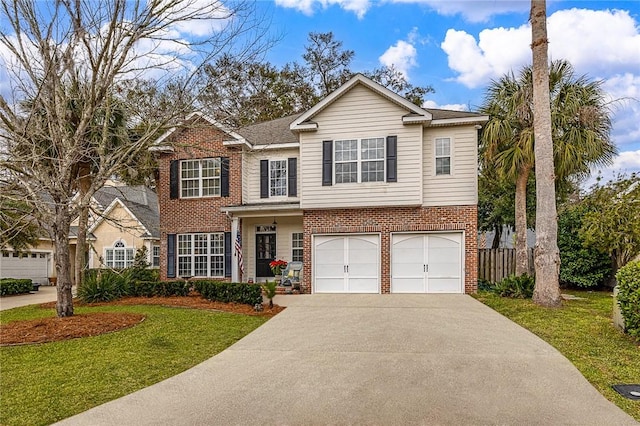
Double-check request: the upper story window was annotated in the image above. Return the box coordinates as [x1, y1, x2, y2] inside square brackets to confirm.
[260, 158, 297, 199]
[105, 240, 134, 269]
[335, 137, 385, 184]
[435, 138, 451, 175]
[181, 158, 221, 198]
[270, 160, 288, 197]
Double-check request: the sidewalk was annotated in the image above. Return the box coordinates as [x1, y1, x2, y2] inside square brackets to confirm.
[0, 285, 59, 311]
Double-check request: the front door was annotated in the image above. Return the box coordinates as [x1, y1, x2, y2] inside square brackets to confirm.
[256, 233, 276, 277]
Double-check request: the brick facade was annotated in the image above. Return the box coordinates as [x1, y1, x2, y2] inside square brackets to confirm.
[302, 205, 478, 294]
[157, 123, 242, 281]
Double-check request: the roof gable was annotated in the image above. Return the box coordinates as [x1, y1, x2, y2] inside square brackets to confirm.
[290, 74, 433, 131]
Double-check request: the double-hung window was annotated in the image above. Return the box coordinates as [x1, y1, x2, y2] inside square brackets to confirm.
[291, 233, 303, 262]
[435, 138, 451, 175]
[335, 138, 385, 184]
[180, 158, 221, 198]
[152, 244, 160, 268]
[105, 241, 134, 268]
[270, 160, 287, 197]
[177, 233, 224, 277]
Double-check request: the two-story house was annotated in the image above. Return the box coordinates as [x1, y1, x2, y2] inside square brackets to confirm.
[151, 74, 488, 293]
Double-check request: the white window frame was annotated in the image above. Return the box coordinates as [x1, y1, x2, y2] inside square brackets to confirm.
[269, 159, 288, 197]
[334, 137, 385, 184]
[104, 240, 135, 269]
[435, 137, 452, 176]
[180, 158, 221, 198]
[292, 233, 303, 262]
[177, 233, 225, 278]
[152, 244, 160, 268]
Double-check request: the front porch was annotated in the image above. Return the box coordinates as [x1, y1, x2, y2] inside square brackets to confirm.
[222, 203, 304, 289]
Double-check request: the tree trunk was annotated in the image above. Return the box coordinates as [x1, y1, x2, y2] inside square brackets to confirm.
[491, 223, 502, 249]
[54, 210, 74, 317]
[531, 0, 562, 308]
[74, 163, 92, 288]
[515, 166, 531, 276]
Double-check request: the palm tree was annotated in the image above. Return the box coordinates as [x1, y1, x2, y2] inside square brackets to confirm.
[480, 59, 616, 279]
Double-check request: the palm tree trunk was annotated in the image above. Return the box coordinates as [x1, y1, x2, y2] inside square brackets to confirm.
[531, 0, 562, 307]
[515, 166, 531, 276]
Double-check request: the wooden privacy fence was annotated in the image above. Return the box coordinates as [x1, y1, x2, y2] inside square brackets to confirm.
[478, 248, 534, 282]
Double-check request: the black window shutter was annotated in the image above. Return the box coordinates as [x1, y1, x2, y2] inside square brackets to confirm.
[322, 140, 333, 186]
[169, 160, 179, 199]
[220, 157, 230, 197]
[260, 160, 269, 198]
[224, 231, 232, 278]
[167, 234, 176, 278]
[288, 157, 297, 197]
[386, 136, 397, 182]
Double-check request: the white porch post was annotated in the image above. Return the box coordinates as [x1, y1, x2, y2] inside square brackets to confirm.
[231, 216, 240, 282]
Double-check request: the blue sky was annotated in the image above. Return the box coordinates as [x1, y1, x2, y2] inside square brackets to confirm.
[257, 0, 640, 183]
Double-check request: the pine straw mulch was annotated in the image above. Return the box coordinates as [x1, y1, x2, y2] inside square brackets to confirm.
[0, 294, 284, 346]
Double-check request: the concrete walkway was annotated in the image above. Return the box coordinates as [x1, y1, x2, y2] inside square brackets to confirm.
[0, 285, 59, 311]
[56, 294, 636, 425]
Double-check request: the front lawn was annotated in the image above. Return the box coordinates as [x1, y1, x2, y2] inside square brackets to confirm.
[0, 304, 268, 426]
[475, 290, 640, 422]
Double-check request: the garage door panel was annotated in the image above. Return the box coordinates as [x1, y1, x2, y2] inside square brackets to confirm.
[428, 278, 461, 293]
[347, 278, 379, 293]
[314, 235, 379, 293]
[392, 277, 424, 293]
[315, 278, 346, 293]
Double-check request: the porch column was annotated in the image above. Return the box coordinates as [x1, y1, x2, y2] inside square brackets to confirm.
[231, 216, 240, 282]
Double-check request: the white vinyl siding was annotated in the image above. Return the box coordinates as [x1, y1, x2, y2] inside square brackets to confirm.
[423, 126, 478, 206]
[299, 84, 423, 209]
[242, 149, 300, 204]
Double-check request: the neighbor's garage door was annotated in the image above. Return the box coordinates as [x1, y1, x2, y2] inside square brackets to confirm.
[0, 252, 49, 284]
[314, 234, 379, 293]
[391, 233, 462, 293]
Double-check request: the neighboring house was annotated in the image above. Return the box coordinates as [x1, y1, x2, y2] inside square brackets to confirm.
[151, 74, 488, 294]
[84, 185, 160, 270]
[0, 185, 160, 285]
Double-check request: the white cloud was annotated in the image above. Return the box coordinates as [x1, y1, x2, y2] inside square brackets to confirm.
[422, 100, 468, 111]
[603, 73, 640, 150]
[442, 8, 640, 89]
[585, 150, 640, 188]
[379, 40, 418, 79]
[274, 0, 371, 19]
[390, 0, 529, 23]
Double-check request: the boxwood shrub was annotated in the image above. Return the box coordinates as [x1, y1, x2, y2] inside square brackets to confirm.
[194, 281, 262, 306]
[0, 278, 34, 296]
[616, 260, 640, 340]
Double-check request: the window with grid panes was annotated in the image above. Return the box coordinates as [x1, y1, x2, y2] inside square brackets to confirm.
[335, 138, 385, 183]
[292, 233, 303, 262]
[177, 233, 224, 277]
[270, 160, 287, 196]
[105, 241, 134, 268]
[180, 158, 221, 198]
[435, 138, 451, 175]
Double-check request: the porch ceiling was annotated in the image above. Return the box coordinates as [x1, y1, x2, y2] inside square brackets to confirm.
[221, 203, 302, 218]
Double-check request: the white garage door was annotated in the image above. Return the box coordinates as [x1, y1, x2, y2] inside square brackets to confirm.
[314, 234, 379, 293]
[0, 252, 50, 284]
[391, 233, 462, 293]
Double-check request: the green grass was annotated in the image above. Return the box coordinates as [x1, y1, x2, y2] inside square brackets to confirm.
[474, 290, 640, 422]
[0, 304, 268, 426]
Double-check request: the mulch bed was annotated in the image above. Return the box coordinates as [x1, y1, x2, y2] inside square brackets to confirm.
[1, 295, 284, 346]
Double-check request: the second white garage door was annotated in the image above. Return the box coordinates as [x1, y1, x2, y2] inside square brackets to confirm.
[314, 234, 379, 293]
[391, 233, 463, 293]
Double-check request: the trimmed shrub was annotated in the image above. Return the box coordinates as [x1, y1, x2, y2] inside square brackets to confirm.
[0, 278, 33, 296]
[494, 274, 535, 299]
[194, 281, 262, 306]
[154, 281, 190, 297]
[477, 278, 495, 292]
[616, 260, 640, 340]
[78, 270, 128, 303]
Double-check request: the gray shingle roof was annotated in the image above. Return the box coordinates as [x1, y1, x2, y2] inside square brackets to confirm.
[237, 114, 302, 146]
[425, 108, 486, 120]
[93, 186, 159, 238]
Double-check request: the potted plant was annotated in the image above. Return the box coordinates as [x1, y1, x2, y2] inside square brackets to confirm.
[269, 259, 287, 279]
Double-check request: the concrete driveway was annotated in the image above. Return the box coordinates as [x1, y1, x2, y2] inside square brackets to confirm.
[57, 294, 636, 425]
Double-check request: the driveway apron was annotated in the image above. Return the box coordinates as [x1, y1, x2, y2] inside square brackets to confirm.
[56, 294, 637, 425]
